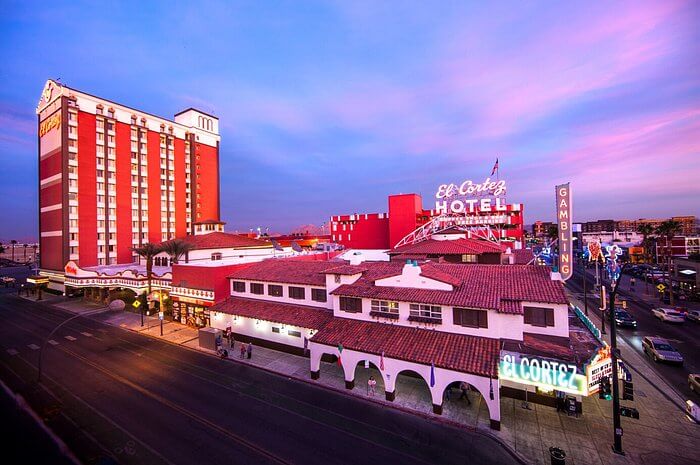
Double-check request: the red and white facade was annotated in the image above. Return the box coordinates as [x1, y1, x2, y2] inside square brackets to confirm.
[210, 257, 603, 430]
[37, 80, 220, 290]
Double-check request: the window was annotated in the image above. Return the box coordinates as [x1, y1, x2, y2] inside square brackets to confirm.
[272, 327, 281, 334]
[461, 254, 477, 263]
[524, 307, 555, 327]
[211, 252, 222, 261]
[339, 297, 362, 313]
[370, 300, 399, 319]
[453, 308, 488, 328]
[311, 288, 327, 303]
[268, 285, 283, 297]
[232, 281, 246, 293]
[250, 283, 264, 295]
[288, 330, 301, 338]
[289, 286, 305, 300]
[334, 275, 341, 284]
[409, 304, 442, 322]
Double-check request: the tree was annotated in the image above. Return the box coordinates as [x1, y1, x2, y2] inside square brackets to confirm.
[636, 223, 655, 263]
[32, 244, 38, 263]
[0, 243, 5, 254]
[131, 243, 163, 295]
[23, 243, 28, 261]
[10, 240, 17, 261]
[160, 239, 193, 265]
[655, 220, 681, 305]
[547, 225, 558, 243]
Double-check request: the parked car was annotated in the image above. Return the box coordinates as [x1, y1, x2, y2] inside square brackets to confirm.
[685, 310, 700, 323]
[614, 310, 637, 328]
[651, 307, 685, 323]
[690, 374, 700, 393]
[642, 336, 684, 364]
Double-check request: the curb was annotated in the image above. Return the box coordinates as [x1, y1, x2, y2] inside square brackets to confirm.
[26, 295, 530, 465]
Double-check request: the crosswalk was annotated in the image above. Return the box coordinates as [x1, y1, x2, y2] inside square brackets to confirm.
[3, 331, 86, 357]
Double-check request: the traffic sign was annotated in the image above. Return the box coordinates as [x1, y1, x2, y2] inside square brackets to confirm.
[656, 284, 666, 292]
[132, 300, 141, 308]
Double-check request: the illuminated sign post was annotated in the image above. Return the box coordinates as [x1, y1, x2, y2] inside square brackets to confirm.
[499, 352, 587, 395]
[555, 183, 573, 281]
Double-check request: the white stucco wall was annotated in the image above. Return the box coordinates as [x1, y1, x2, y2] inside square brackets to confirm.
[374, 264, 453, 291]
[229, 279, 331, 309]
[209, 311, 314, 349]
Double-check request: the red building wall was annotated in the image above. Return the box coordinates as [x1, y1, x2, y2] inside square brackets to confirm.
[147, 130, 162, 243]
[194, 142, 219, 222]
[331, 214, 389, 249]
[115, 122, 133, 263]
[77, 111, 97, 267]
[388, 193, 422, 248]
[173, 262, 252, 303]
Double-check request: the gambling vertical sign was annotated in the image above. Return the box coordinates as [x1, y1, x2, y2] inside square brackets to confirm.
[556, 183, 573, 281]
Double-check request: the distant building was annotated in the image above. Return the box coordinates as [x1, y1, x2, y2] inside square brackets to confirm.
[655, 236, 700, 261]
[532, 221, 555, 239]
[580, 220, 616, 233]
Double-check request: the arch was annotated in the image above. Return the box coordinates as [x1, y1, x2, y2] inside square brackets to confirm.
[432, 373, 500, 429]
[352, 360, 385, 395]
[391, 368, 434, 413]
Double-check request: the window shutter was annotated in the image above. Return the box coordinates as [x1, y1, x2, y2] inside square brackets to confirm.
[453, 308, 462, 326]
[524, 307, 532, 324]
[545, 308, 555, 326]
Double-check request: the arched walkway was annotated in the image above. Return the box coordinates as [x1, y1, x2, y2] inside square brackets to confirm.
[352, 361, 385, 397]
[392, 369, 434, 415]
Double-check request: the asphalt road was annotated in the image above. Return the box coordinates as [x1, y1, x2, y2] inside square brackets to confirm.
[0, 292, 519, 465]
[566, 266, 700, 401]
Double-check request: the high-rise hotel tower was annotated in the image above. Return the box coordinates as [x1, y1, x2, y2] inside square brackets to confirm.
[37, 80, 220, 289]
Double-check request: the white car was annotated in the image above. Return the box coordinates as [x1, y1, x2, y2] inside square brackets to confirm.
[642, 336, 684, 364]
[686, 310, 700, 323]
[690, 374, 700, 393]
[652, 307, 685, 323]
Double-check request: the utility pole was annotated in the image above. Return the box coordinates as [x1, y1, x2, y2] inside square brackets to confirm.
[582, 260, 589, 316]
[608, 263, 627, 455]
[599, 285, 607, 334]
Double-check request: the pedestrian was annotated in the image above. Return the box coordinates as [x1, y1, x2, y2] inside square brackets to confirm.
[239, 344, 245, 359]
[367, 376, 377, 396]
[247, 342, 252, 359]
[230, 334, 235, 350]
[459, 381, 471, 405]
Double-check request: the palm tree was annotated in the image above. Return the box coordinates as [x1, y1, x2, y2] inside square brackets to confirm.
[655, 220, 681, 305]
[31, 244, 38, 262]
[636, 223, 655, 264]
[22, 244, 28, 261]
[131, 243, 163, 295]
[10, 240, 17, 261]
[0, 242, 5, 254]
[160, 239, 194, 265]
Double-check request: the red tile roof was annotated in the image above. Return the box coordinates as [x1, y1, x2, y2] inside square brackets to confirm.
[390, 238, 504, 256]
[175, 232, 272, 250]
[311, 318, 500, 377]
[322, 264, 368, 275]
[332, 262, 567, 312]
[228, 259, 344, 286]
[512, 249, 535, 265]
[210, 297, 333, 329]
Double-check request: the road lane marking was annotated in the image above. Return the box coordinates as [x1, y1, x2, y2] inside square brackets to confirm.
[6, 349, 18, 355]
[28, 344, 40, 350]
[81, 332, 93, 337]
[64, 335, 76, 341]
[48, 340, 59, 346]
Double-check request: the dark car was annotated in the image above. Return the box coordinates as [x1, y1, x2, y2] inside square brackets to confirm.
[614, 310, 637, 328]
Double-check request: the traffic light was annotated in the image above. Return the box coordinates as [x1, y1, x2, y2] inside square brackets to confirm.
[599, 376, 612, 400]
[620, 406, 640, 419]
[622, 380, 634, 401]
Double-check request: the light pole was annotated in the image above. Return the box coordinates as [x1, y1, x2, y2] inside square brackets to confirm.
[608, 263, 628, 455]
[37, 306, 110, 383]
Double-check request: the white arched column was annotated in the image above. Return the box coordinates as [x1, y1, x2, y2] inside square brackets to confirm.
[431, 369, 501, 430]
[309, 342, 336, 380]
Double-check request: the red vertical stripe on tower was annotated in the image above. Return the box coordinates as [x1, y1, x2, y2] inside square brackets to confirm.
[115, 122, 132, 262]
[77, 111, 97, 267]
[195, 142, 219, 222]
[174, 137, 187, 238]
[147, 130, 162, 243]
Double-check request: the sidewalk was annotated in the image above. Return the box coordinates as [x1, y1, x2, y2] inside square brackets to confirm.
[25, 294, 700, 465]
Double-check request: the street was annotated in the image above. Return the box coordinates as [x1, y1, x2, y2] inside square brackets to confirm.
[566, 266, 700, 401]
[0, 291, 519, 465]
